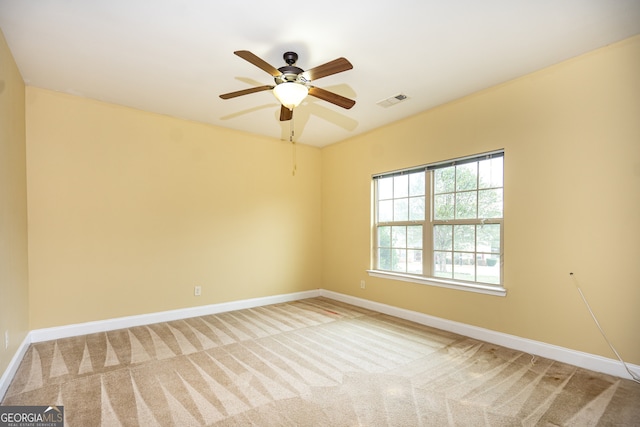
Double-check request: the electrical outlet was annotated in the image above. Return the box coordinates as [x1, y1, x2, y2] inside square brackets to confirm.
[360, 280, 366, 289]
[4, 330, 8, 350]
[194, 286, 202, 296]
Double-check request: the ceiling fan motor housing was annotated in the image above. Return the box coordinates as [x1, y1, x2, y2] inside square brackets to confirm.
[274, 52, 306, 84]
[275, 68, 305, 84]
[276, 52, 306, 84]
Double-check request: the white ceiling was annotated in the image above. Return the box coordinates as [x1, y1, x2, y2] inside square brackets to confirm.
[1, 1, 639, 147]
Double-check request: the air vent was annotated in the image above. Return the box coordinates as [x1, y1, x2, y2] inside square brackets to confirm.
[377, 93, 409, 108]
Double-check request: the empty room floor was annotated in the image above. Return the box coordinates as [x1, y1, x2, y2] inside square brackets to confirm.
[2, 297, 639, 426]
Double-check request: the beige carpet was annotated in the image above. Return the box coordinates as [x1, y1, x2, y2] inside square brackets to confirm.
[2, 297, 639, 426]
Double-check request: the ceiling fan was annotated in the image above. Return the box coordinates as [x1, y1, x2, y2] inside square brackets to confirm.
[219, 50, 355, 121]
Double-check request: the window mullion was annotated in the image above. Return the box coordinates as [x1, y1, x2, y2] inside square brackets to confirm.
[424, 170, 433, 277]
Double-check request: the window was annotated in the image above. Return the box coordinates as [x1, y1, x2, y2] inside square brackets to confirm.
[370, 151, 504, 295]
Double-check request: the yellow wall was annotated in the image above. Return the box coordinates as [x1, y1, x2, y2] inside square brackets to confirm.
[322, 35, 640, 364]
[0, 29, 29, 374]
[26, 88, 322, 328]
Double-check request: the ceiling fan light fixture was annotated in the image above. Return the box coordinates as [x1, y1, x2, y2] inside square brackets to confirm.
[273, 82, 308, 110]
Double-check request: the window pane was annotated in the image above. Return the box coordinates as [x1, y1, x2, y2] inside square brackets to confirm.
[478, 189, 503, 218]
[378, 248, 391, 270]
[392, 226, 407, 248]
[392, 249, 406, 272]
[393, 198, 408, 221]
[394, 175, 409, 198]
[407, 225, 422, 249]
[433, 225, 452, 251]
[409, 172, 425, 196]
[407, 250, 422, 274]
[409, 196, 425, 221]
[478, 254, 500, 284]
[378, 177, 393, 200]
[478, 157, 503, 189]
[477, 224, 500, 254]
[434, 167, 455, 194]
[455, 191, 477, 219]
[434, 194, 454, 220]
[454, 225, 475, 252]
[378, 200, 392, 222]
[434, 251, 452, 278]
[456, 163, 477, 191]
[453, 252, 475, 281]
[378, 226, 391, 248]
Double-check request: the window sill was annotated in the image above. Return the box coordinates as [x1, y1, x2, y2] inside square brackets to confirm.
[366, 270, 507, 297]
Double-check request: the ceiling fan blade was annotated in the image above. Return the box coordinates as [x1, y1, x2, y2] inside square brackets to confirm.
[219, 85, 274, 99]
[308, 86, 356, 109]
[280, 105, 293, 121]
[302, 57, 353, 81]
[234, 50, 281, 77]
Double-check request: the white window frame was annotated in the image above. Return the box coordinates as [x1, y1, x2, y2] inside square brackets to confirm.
[368, 150, 506, 297]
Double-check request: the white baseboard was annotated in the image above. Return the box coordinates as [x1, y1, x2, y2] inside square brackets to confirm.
[0, 335, 32, 401]
[320, 289, 640, 381]
[30, 289, 321, 343]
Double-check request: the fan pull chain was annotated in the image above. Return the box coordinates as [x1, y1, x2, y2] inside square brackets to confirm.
[290, 115, 297, 176]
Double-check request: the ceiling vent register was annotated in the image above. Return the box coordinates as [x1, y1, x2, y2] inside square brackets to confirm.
[377, 93, 409, 108]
